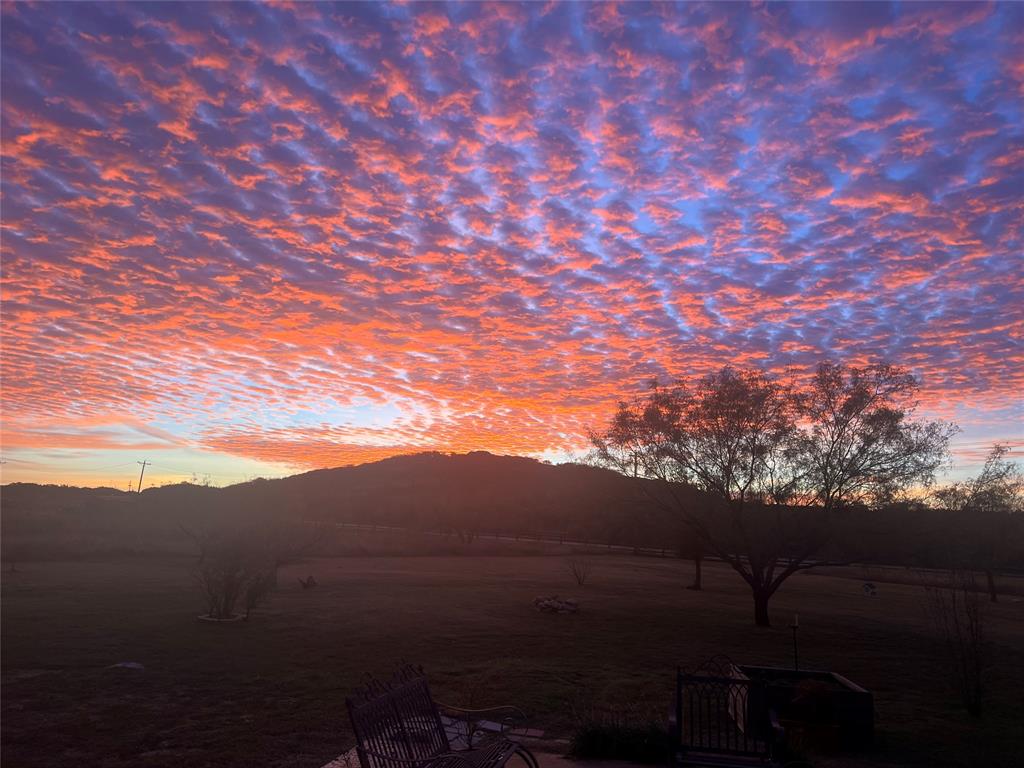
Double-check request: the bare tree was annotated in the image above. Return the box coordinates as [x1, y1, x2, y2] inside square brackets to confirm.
[187, 523, 317, 621]
[922, 568, 988, 716]
[193, 532, 276, 620]
[933, 444, 1023, 602]
[592, 362, 954, 626]
[567, 557, 594, 586]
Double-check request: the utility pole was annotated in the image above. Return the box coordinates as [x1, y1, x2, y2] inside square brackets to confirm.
[136, 460, 150, 493]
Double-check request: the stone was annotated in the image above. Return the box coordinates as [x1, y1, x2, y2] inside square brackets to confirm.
[533, 595, 578, 613]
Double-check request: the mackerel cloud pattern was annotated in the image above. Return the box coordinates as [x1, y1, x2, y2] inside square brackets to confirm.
[2, 2, 1022, 472]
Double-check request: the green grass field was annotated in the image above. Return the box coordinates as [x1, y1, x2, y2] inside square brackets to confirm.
[3, 552, 1023, 768]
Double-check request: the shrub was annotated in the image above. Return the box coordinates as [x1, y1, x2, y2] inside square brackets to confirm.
[185, 522, 316, 621]
[567, 557, 594, 586]
[569, 695, 668, 764]
[194, 535, 276, 620]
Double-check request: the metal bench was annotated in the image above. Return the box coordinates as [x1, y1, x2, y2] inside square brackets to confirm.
[670, 657, 785, 767]
[347, 665, 539, 768]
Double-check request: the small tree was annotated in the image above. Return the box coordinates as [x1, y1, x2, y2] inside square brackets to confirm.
[194, 533, 276, 620]
[568, 557, 594, 586]
[922, 568, 988, 716]
[933, 444, 1023, 602]
[187, 524, 315, 621]
[593, 362, 954, 626]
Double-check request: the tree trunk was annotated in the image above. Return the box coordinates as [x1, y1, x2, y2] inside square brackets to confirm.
[985, 569, 998, 603]
[688, 550, 703, 590]
[753, 589, 771, 627]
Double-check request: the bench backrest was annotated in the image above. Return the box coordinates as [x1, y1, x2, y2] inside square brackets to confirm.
[347, 669, 451, 768]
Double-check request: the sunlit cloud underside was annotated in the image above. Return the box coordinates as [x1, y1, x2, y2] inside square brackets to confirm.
[2, 2, 1022, 486]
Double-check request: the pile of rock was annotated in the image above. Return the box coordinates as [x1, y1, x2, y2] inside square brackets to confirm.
[534, 595, 579, 614]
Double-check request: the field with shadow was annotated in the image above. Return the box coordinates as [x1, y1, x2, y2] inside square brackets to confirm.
[3, 552, 1023, 768]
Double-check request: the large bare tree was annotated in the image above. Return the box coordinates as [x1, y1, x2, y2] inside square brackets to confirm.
[592, 362, 954, 626]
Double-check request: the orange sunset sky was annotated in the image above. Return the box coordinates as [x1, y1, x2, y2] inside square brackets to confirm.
[1, 2, 1022, 489]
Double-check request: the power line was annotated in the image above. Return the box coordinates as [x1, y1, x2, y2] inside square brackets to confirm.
[82, 461, 139, 472]
[148, 462, 202, 475]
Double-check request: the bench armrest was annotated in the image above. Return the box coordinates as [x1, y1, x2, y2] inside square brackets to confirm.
[436, 702, 529, 745]
[437, 703, 528, 723]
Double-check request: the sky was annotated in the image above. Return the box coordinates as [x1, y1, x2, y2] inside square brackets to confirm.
[1, 1, 1022, 489]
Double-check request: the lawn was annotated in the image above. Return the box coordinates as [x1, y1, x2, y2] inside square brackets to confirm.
[2, 552, 1023, 768]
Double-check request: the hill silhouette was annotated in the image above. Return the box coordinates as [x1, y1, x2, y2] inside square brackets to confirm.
[5, 452, 1022, 569]
[1, 452, 706, 559]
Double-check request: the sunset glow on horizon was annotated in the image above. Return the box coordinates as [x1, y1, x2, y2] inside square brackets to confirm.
[2, 1, 1022, 489]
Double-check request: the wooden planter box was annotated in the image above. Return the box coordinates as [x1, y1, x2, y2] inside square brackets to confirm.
[728, 664, 873, 751]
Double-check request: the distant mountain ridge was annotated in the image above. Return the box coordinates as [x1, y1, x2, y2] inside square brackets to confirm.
[5, 452, 1015, 570]
[2, 452, 702, 553]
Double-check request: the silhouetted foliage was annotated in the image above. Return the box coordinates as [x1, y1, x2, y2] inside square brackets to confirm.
[592, 362, 955, 625]
[932, 444, 1023, 602]
[570, 695, 667, 764]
